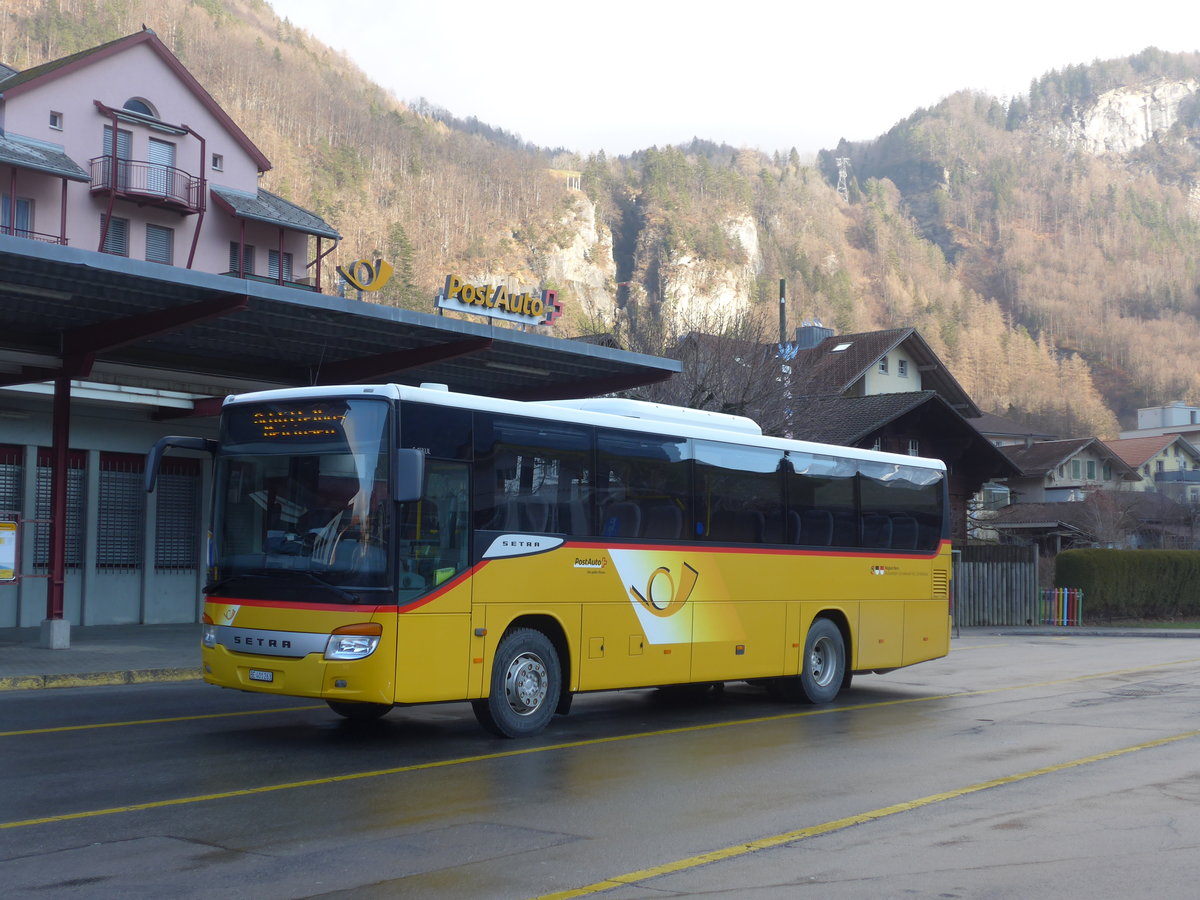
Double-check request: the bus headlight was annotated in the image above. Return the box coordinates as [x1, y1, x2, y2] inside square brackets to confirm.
[324, 623, 383, 660]
[201, 615, 217, 649]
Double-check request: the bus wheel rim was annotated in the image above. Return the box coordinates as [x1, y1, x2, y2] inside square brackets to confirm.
[505, 652, 548, 716]
[809, 636, 836, 688]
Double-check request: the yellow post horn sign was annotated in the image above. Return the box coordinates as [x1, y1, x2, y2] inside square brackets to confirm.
[337, 258, 394, 292]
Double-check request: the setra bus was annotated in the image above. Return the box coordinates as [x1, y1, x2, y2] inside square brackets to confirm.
[147, 383, 952, 737]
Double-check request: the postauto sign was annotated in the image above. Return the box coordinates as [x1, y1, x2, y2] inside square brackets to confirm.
[436, 274, 562, 326]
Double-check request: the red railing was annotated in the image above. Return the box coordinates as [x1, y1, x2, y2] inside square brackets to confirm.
[89, 157, 203, 213]
[0, 224, 66, 245]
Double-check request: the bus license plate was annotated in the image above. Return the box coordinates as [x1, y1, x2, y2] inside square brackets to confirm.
[248, 669, 274, 683]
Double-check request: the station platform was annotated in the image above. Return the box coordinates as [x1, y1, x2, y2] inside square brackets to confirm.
[0, 623, 202, 691]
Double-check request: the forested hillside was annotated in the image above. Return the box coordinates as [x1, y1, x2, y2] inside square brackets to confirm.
[4, 0, 1197, 437]
[834, 52, 1200, 427]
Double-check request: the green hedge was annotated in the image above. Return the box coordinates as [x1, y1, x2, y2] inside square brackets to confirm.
[1055, 550, 1200, 620]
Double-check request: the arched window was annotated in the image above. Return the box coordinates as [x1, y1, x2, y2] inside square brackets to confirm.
[123, 97, 157, 117]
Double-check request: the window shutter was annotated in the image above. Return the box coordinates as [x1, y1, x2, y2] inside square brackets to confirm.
[101, 215, 129, 256]
[146, 224, 173, 264]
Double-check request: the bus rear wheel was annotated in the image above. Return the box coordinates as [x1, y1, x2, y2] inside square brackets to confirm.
[326, 700, 392, 721]
[799, 617, 845, 703]
[473, 628, 561, 738]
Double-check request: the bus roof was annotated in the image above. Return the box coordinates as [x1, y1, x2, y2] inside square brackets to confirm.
[221, 382, 947, 473]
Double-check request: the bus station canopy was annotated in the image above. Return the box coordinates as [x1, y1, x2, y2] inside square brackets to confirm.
[0, 239, 679, 415]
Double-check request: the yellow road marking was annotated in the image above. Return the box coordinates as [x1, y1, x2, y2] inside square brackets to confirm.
[0, 705, 325, 737]
[3, 655, 1199, 830]
[533, 728, 1200, 900]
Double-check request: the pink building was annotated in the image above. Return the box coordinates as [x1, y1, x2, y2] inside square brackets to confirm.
[0, 28, 338, 284]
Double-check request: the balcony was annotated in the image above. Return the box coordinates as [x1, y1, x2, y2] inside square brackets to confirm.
[89, 157, 203, 214]
[1, 224, 67, 245]
[1154, 470, 1200, 484]
[220, 271, 320, 292]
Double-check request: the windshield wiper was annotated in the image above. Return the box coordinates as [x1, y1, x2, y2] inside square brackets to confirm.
[203, 573, 268, 595]
[204, 571, 358, 603]
[288, 571, 359, 603]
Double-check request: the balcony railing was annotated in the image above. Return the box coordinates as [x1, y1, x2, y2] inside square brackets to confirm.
[89, 157, 203, 214]
[220, 271, 320, 292]
[0, 224, 67, 245]
[1154, 470, 1200, 484]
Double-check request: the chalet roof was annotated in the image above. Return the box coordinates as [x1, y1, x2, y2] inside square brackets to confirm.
[1103, 434, 1200, 468]
[788, 391, 938, 445]
[1000, 438, 1141, 481]
[988, 502, 1091, 531]
[0, 133, 89, 181]
[991, 491, 1189, 531]
[0, 30, 272, 172]
[971, 410, 1057, 442]
[790, 327, 981, 416]
[210, 186, 340, 240]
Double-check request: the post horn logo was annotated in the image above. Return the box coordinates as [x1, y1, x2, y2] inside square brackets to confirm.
[630, 563, 699, 618]
[337, 258, 394, 292]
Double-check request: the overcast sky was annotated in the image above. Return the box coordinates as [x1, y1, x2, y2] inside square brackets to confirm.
[268, 0, 1200, 157]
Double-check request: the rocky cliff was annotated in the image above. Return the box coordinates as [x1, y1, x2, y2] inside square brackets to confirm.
[1048, 77, 1199, 155]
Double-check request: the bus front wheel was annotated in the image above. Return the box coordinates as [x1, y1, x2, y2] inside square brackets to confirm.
[473, 628, 561, 738]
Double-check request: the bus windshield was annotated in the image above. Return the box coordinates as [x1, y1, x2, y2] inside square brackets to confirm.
[211, 397, 392, 602]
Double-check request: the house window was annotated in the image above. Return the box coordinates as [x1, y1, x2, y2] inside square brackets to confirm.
[229, 241, 255, 275]
[908, 439, 920, 456]
[268, 249, 294, 282]
[879, 355, 889, 374]
[898, 359, 908, 377]
[1102, 462, 1111, 480]
[123, 97, 157, 117]
[49, 110, 63, 130]
[1086, 460, 1096, 480]
[1143, 464, 1151, 476]
[1156, 460, 1165, 473]
[145, 223, 174, 265]
[211, 153, 224, 172]
[1, 195, 33, 237]
[1071, 459, 1081, 479]
[871, 437, 882, 451]
[101, 215, 130, 256]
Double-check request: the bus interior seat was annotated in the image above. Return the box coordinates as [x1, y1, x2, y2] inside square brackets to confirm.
[556, 497, 589, 536]
[830, 511, 858, 547]
[517, 496, 550, 533]
[861, 513, 892, 549]
[708, 509, 764, 543]
[891, 515, 919, 550]
[784, 509, 802, 544]
[601, 501, 641, 538]
[642, 501, 683, 539]
[800, 509, 833, 546]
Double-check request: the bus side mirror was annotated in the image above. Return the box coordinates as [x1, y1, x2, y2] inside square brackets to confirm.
[394, 448, 425, 503]
[145, 436, 216, 493]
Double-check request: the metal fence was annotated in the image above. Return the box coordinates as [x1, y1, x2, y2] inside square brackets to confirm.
[1039, 588, 1083, 626]
[952, 544, 1039, 626]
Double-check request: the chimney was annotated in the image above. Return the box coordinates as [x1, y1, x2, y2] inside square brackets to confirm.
[795, 322, 834, 350]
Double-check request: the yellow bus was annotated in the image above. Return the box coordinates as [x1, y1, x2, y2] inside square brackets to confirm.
[147, 383, 952, 737]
